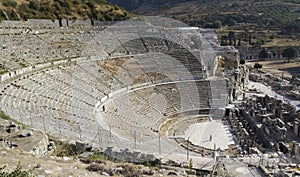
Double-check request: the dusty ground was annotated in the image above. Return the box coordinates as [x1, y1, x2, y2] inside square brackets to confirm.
[0, 118, 99, 176]
[262, 38, 300, 48]
[249, 59, 300, 79]
[0, 148, 192, 177]
[0, 148, 101, 177]
[0, 118, 194, 177]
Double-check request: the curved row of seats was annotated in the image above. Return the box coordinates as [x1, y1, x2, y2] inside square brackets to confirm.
[0, 26, 212, 154]
[99, 80, 211, 144]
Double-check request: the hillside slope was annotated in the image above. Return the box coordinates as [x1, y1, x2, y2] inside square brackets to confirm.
[0, 0, 132, 22]
[107, 0, 300, 30]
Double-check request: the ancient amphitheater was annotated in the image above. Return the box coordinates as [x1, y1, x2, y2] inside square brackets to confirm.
[0, 17, 243, 168]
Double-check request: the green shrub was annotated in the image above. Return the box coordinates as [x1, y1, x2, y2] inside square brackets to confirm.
[59, 0, 72, 10]
[282, 47, 298, 62]
[2, 0, 17, 7]
[53, 140, 78, 157]
[29, 1, 40, 10]
[86, 164, 104, 172]
[0, 162, 33, 177]
[240, 59, 246, 65]
[254, 63, 263, 69]
[72, 0, 82, 5]
[0, 110, 11, 120]
[81, 153, 107, 164]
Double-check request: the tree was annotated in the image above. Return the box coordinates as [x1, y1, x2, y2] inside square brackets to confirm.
[282, 47, 298, 62]
[189, 158, 193, 174]
[248, 33, 252, 45]
[2, 0, 17, 7]
[213, 20, 222, 28]
[254, 63, 262, 69]
[228, 31, 235, 46]
[228, 19, 237, 26]
[220, 36, 228, 46]
[240, 59, 245, 65]
[237, 38, 241, 46]
[29, 1, 40, 10]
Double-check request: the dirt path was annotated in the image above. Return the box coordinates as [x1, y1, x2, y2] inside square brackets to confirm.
[0, 148, 102, 177]
[249, 60, 300, 79]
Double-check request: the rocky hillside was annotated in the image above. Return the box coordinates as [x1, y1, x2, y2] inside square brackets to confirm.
[0, 0, 132, 22]
[107, 0, 300, 30]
